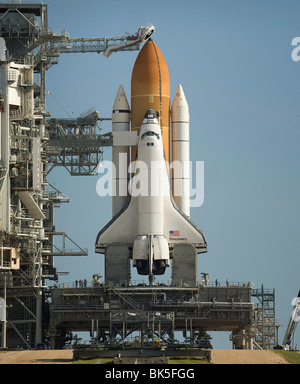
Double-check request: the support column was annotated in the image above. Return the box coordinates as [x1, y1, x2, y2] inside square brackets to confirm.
[35, 288, 42, 346]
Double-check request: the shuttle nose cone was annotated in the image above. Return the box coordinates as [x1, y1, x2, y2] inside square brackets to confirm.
[144, 109, 156, 120]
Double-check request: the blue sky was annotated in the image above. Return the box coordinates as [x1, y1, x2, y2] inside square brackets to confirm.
[45, 0, 300, 349]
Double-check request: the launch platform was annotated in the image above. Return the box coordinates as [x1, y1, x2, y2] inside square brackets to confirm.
[49, 281, 255, 351]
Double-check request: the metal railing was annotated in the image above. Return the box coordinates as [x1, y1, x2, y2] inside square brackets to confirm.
[49, 279, 252, 290]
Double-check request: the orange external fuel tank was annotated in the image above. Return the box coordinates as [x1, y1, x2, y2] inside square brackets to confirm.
[131, 39, 170, 164]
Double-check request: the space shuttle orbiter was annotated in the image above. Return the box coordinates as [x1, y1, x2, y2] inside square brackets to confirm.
[95, 109, 206, 282]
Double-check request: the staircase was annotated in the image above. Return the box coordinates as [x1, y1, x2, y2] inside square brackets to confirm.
[111, 287, 141, 311]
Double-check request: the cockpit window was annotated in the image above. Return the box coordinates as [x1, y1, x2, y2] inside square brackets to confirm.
[141, 131, 160, 140]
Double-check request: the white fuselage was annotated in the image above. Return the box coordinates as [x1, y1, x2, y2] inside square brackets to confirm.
[135, 117, 165, 235]
[131, 110, 169, 276]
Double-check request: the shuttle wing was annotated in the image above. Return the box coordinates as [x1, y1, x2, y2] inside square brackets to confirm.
[95, 197, 138, 253]
[95, 191, 207, 254]
[95, 182, 207, 254]
[163, 196, 207, 253]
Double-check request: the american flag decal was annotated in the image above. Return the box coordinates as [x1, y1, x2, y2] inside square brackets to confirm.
[169, 230, 180, 236]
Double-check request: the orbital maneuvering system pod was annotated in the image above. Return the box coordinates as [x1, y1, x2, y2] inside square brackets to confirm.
[95, 39, 207, 285]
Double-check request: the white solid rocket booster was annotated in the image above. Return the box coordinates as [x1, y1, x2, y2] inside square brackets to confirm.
[112, 85, 130, 216]
[171, 84, 190, 217]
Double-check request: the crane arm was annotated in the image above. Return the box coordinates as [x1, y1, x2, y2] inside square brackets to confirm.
[17, 24, 155, 64]
[52, 35, 141, 56]
[54, 24, 155, 57]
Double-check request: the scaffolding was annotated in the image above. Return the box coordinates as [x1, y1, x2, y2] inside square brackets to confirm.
[46, 110, 112, 175]
[252, 285, 278, 349]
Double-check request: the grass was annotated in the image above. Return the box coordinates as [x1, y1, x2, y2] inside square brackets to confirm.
[169, 356, 211, 364]
[72, 358, 100, 364]
[72, 356, 211, 364]
[72, 358, 113, 364]
[273, 350, 300, 364]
